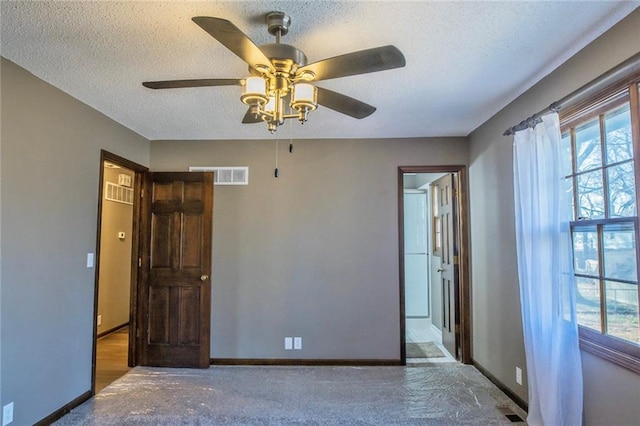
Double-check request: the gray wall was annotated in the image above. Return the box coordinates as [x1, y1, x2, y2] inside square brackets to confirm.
[0, 58, 149, 425]
[97, 167, 134, 335]
[150, 137, 467, 359]
[468, 8, 640, 422]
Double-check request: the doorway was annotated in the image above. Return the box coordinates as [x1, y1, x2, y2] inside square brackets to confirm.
[92, 151, 147, 394]
[403, 173, 453, 363]
[398, 166, 471, 365]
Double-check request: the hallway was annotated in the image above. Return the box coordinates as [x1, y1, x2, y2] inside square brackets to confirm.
[95, 327, 130, 394]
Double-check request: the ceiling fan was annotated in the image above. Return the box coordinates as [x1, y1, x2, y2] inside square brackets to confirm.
[142, 12, 406, 133]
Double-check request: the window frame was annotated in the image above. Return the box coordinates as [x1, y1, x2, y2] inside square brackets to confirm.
[560, 74, 640, 374]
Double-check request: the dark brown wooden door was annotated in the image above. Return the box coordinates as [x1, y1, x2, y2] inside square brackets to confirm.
[138, 172, 213, 368]
[435, 173, 459, 359]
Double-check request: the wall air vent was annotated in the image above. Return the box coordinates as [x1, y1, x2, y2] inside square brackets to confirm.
[188, 166, 249, 185]
[105, 181, 134, 205]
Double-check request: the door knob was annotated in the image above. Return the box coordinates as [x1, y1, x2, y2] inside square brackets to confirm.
[200, 275, 209, 281]
[437, 268, 444, 273]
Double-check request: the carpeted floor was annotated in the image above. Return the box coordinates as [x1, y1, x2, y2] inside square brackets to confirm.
[55, 364, 526, 425]
[406, 342, 445, 358]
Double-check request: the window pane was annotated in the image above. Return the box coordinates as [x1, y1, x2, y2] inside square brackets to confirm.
[576, 276, 602, 332]
[603, 223, 637, 282]
[434, 217, 441, 253]
[577, 170, 604, 220]
[561, 133, 573, 177]
[575, 119, 602, 173]
[566, 177, 576, 221]
[605, 280, 639, 343]
[607, 162, 636, 218]
[604, 103, 633, 165]
[573, 226, 599, 276]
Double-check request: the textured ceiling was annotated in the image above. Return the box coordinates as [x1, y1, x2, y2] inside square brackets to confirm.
[1, 1, 638, 140]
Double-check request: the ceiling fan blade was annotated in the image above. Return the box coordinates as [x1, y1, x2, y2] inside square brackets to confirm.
[298, 45, 405, 82]
[142, 79, 242, 89]
[192, 17, 275, 73]
[242, 108, 263, 124]
[316, 87, 376, 119]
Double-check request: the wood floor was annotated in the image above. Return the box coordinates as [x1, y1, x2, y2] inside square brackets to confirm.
[95, 327, 130, 394]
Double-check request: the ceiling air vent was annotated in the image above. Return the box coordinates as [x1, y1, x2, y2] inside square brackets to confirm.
[189, 166, 249, 185]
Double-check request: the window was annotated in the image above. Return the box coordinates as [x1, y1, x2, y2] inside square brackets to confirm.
[561, 75, 640, 372]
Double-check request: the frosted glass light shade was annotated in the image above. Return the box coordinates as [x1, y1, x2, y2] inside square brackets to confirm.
[264, 96, 276, 113]
[292, 83, 317, 104]
[241, 77, 267, 105]
[244, 77, 266, 95]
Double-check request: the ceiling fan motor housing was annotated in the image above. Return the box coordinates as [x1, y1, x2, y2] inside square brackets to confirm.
[257, 43, 308, 75]
[266, 11, 290, 36]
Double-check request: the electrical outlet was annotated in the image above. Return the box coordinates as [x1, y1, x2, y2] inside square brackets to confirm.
[284, 337, 293, 350]
[294, 337, 302, 350]
[3, 402, 14, 426]
[516, 367, 523, 385]
[97, 315, 102, 326]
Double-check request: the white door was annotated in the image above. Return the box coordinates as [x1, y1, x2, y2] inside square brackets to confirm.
[404, 192, 429, 317]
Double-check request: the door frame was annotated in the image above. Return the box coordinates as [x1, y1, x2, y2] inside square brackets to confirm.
[398, 165, 471, 365]
[91, 150, 148, 395]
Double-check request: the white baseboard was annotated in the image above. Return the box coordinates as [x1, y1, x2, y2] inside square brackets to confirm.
[431, 323, 442, 339]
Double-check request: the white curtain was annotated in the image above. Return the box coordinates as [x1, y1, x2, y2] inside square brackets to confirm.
[513, 113, 583, 426]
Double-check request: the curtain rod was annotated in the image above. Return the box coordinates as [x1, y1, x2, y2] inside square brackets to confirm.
[503, 51, 640, 136]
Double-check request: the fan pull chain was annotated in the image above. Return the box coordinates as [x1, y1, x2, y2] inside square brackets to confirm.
[289, 117, 294, 153]
[274, 135, 279, 178]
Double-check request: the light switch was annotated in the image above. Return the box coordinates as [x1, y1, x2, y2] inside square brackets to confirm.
[86, 253, 94, 268]
[118, 231, 126, 240]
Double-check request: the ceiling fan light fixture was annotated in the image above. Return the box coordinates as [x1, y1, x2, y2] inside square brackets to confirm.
[291, 83, 318, 122]
[241, 76, 268, 107]
[264, 96, 276, 114]
[262, 95, 288, 130]
[264, 96, 283, 117]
